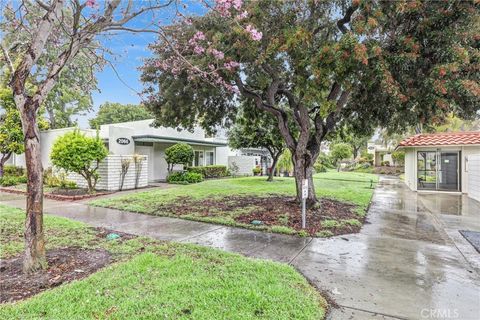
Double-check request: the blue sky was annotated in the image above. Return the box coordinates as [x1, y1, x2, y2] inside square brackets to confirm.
[76, 2, 205, 128]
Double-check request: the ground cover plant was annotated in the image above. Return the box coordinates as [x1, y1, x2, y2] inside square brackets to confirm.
[92, 171, 378, 237]
[0, 204, 327, 319]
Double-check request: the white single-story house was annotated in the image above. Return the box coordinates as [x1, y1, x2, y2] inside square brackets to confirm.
[397, 131, 480, 202]
[7, 119, 262, 190]
[367, 141, 394, 166]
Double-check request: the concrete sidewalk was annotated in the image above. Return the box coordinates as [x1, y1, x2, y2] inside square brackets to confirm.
[1, 176, 479, 320]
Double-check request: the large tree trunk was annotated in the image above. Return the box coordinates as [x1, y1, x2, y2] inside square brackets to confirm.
[21, 107, 46, 273]
[292, 150, 318, 208]
[267, 151, 281, 182]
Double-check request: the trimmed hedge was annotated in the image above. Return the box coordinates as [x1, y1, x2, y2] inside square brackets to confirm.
[167, 171, 204, 184]
[3, 165, 25, 177]
[187, 165, 228, 179]
[0, 175, 27, 186]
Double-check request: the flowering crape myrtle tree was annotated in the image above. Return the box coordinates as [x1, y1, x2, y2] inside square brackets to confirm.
[0, 0, 173, 273]
[143, 0, 479, 207]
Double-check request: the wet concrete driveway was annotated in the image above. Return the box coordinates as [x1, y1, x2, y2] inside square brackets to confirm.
[1, 176, 479, 319]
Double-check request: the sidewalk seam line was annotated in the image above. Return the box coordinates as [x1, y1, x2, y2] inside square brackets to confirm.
[178, 226, 226, 242]
[335, 304, 410, 320]
[288, 237, 313, 265]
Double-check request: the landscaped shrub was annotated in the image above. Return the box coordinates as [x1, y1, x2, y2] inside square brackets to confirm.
[43, 167, 77, 189]
[187, 165, 228, 178]
[165, 143, 194, 173]
[50, 130, 108, 193]
[380, 160, 390, 167]
[252, 167, 261, 175]
[3, 165, 24, 177]
[167, 171, 203, 184]
[0, 175, 23, 186]
[313, 162, 327, 173]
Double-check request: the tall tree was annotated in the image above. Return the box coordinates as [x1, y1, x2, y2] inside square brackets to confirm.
[142, 0, 479, 207]
[44, 58, 99, 129]
[228, 106, 285, 182]
[332, 126, 371, 159]
[89, 102, 152, 128]
[0, 0, 173, 272]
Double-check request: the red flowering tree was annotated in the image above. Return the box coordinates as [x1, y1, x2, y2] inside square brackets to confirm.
[143, 0, 479, 207]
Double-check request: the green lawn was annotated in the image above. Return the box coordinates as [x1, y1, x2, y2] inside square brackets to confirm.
[0, 205, 327, 319]
[91, 171, 378, 236]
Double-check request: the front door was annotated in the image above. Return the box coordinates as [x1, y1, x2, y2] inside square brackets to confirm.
[417, 151, 460, 191]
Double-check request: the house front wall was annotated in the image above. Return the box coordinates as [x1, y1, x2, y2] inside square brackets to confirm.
[134, 142, 219, 181]
[403, 145, 480, 194]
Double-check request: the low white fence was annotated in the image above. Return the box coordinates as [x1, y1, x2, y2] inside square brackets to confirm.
[68, 155, 148, 191]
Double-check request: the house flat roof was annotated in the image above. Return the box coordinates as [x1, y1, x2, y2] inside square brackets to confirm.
[132, 135, 228, 147]
[397, 131, 480, 148]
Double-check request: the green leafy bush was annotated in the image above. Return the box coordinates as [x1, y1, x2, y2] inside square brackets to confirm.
[50, 130, 108, 192]
[187, 165, 228, 178]
[167, 171, 204, 184]
[380, 160, 390, 167]
[313, 162, 327, 173]
[44, 167, 77, 189]
[165, 143, 194, 173]
[0, 175, 21, 186]
[252, 167, 261, 175]
[3, 165, 24, 177]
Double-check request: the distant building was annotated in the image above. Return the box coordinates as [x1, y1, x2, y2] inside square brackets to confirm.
[396, 131, 480, 202]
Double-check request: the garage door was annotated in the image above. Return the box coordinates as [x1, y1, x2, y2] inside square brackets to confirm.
[468, 154, 480, 202]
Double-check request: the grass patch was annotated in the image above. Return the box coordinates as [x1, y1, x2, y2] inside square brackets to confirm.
[0, 205, 327, 319]
[92, 172, 377, 214]
[90, 172, 378, 237]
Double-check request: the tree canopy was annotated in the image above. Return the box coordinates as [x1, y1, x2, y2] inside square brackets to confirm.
[228, 105, 285, 181]
[164, 143, 194, 173]
[89, 102, 152, 128]
[142, 0, 479, 205]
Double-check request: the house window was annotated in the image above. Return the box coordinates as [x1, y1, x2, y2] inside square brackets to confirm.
[194, 151, 204, 166]
[206, 151, 215, 166]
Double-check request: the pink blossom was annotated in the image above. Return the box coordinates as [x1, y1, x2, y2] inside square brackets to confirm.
[232, 0, 243, 10]
[224, 61, 240, 71]
[245, 25, 262, 41]
[236, 11, 248, 20]
[193, 45, 205, 55]
[215, 0, 243, 17]
[209, 48, 225, 60]
[85, 0, 96, 8]
[193, 31, 206, 41]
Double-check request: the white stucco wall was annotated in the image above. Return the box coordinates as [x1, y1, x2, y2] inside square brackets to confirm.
[228, 155, 260, 176]
[404, 148, 416, 191]
[467, 154, 480, 202]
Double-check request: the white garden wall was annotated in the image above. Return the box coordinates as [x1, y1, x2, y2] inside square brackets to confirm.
[228, 155, 260, 176]
[67, 155, 148, 191]
[467, 154, 480, 202]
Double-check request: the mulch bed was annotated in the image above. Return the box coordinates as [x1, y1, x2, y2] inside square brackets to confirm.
[0, 248, 111, 303]
[156, 195, 363, 236]
[0, 186, 111, 201]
